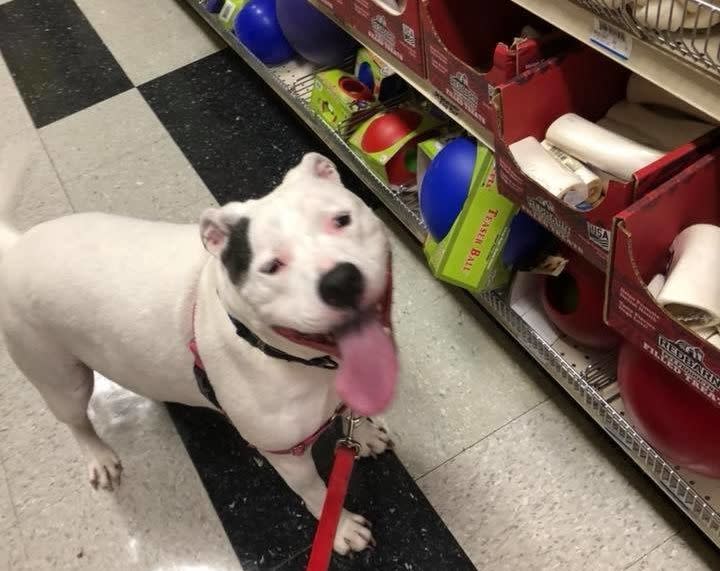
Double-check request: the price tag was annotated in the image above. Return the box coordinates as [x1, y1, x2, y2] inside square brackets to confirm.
[591, 17, 632, 60]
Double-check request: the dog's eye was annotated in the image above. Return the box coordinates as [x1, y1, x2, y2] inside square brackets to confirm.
[261, 258, 284, 275]
[333, 213, 352, 228]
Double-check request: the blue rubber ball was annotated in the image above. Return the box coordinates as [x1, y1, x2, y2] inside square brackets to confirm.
[419, 138, 477, 242]
[357, 61, 375, 93]
[235, 0, 295, 65]
[276, 0, 358, 66]
[205, 0, 225, 12]
[501, 211, 551, 268]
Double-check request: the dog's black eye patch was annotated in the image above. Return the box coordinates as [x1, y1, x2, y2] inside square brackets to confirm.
[221, 217, 252, 284]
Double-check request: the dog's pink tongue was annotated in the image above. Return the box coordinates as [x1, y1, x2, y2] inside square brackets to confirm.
[335, 318, 397, 416]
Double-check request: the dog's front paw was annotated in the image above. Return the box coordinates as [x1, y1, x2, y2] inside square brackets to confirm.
[353, 418, 392, 458]
[87, 448, 123, 491]
[334, 511, 374, 555]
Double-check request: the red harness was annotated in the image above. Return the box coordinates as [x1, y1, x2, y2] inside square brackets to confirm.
[188, 310, 344, 456]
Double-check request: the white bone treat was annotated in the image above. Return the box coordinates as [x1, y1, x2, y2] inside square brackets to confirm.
[509, 136, 588, 206]
[634, 0, 720, 31]
[605, 101, 714, 151]
[540, 140, 603, 204]
[656, 224, 720, 328]
[546, 113, 663, 180]
[626, 74, 719, 123]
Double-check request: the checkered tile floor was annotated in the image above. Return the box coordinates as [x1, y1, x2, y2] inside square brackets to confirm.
[1, 0, 719, 569]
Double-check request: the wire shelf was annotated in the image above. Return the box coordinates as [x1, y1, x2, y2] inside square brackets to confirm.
[573, 0, 720, 77]
[186, 0, 720, 550]
[288, 57, 412, 139]
[573, 0, 637, 29]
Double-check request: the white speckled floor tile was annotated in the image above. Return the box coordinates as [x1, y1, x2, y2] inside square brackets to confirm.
[379, 211, 451, 317]
[39, 89, 168, 183]
[1, 525, 26, 570]
[418, 397, 685, 570]
[0, 54, 34, 138]
[0, 125, 80, 516]
[0, 375, 86, 518]
[2, 130, 73, 231]
[0, 461, 17, 531]
[62, 135, 213, 221]
[74, 0, 223, 86]
[627, 527, 720, 570]
[12, 376, 241, 570]
[377, 213, 556, 478]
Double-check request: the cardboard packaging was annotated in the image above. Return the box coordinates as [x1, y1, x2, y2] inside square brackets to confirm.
[606, 149, 720, 407]
[351, 0, 426, 76]
[493, 47, 717, 270]
[421, 0, 569, 130]
[423, 144, 517, 292]
[310, 69, 376, 134]
[349, 104, 444, 187]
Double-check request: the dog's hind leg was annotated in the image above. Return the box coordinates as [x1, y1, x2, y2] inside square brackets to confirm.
[5, 335, 122, 490]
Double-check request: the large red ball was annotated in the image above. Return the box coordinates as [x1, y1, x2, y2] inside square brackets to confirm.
[541, 252, 619, 349]
[360, 109, 422, 153]
[618, 343, 720, 477]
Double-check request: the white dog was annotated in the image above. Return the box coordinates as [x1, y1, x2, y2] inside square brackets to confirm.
[0, 151, 398, 555]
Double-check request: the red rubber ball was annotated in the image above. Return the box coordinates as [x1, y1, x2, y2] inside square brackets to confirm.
[541, 251, 619, 350]
[618, 343, 720, 477]
[360, 109, 422, 153]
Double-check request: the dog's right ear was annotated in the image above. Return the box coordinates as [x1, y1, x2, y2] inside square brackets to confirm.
[200, 208, 230, 257]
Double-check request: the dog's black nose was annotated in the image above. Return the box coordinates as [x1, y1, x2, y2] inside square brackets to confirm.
[318, 263, 365, 309]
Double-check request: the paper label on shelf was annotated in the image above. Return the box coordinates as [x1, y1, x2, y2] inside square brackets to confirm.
[591, 18, 632, 60]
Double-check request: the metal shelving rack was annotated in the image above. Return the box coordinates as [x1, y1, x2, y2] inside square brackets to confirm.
[512, 0, 720, 123]
[307, 1, 496, 150]
[185, 0, 720, 550]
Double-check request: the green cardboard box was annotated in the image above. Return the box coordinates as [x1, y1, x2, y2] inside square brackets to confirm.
[417, 133, 461, 189]
[310, 69, 375, 134]
[349, 104, 445, 188]
[424, 147, 518, 292]
[354, 47, 407, 101]
[218, 0, 247, 29]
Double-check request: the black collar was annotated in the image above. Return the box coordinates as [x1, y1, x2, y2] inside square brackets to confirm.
[227, 314, 338, 370]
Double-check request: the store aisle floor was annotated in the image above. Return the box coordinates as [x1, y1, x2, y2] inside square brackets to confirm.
[1, 0, 719, 570]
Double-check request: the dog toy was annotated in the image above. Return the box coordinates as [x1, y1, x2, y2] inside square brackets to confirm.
[541, 249, 619, 349]
[310, 69, 375, 133]
[276, 0, 358, 66]
[234, 0, 295, 65]
[419, 137, 478, 241]
[350, 106, 444, 188]
[618, 343, 720, 477]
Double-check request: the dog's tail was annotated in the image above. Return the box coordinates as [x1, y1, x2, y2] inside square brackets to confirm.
[0, 140, 29, 257]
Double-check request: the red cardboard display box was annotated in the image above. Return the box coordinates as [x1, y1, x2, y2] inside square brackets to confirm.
[494, 47, 715, 271]
[315, 0, 351, 18]
[606, 150, 720, 407]
[421, 0, 569, 129]
[347, 0, 426, 77]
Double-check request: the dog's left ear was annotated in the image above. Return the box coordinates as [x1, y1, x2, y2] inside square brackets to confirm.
[200, 208, 231, 257]
[286, 152, 341, 185]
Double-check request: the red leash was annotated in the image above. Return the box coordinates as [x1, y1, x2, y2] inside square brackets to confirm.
[306, 415, 361, 571]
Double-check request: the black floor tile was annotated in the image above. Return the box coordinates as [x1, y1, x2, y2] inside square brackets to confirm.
[0, 0, 132, 128]
[167, 403, 476, 571]
[139, 48, 380, 209]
